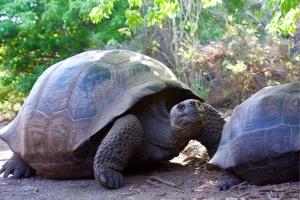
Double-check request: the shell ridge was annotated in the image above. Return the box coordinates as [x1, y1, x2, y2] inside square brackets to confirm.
[47, 109, 74, 152]
[104, 60, 125, 123]
[32, 61, 66, 114]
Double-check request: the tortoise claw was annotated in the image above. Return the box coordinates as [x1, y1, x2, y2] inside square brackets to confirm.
[217, 169, 243, 191]
[0, 167, 5, 176]
[13, 168, 22, 177]
[221, 185, 227, 191]
[0, 154, 36, 178]
[2, 166, 12, 178]
[95, 166, 124, 189]
[24, 167, 35, 177]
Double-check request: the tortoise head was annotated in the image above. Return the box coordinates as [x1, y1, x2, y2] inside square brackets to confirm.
[170, 99, 206, 144]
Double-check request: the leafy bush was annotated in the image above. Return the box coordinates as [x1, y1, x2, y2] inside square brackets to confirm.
[0, 0, 129, 118]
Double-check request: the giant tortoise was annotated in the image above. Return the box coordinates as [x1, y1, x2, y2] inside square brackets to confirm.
[207, 81, 300, 191]
[0, 50, 225, 189]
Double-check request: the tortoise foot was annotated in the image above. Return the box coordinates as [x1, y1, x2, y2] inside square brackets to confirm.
[94, 114, 143, 189]
[94, 165, 124, 189]
[0, 154, 36, 178]
[217, 169, 243, 191]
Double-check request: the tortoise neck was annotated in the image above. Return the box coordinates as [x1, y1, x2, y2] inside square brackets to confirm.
[148, 93, 170, 122]
[169, 126, 199, 147]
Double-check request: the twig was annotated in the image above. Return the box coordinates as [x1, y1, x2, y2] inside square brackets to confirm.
[238, 192, 250, 197]
[259, 188, 285, 192]
[148, 176, 179, 188]
[238, 181, 248, 186]
[145, 180, 160, 187]
[285, 189, 300, 194]
[121, 185, 141, 196]
[228, 181, 248, 191]
[33, 187, 39, 195]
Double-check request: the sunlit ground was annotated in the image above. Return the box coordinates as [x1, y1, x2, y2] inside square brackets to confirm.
[170, 140, 209, 165]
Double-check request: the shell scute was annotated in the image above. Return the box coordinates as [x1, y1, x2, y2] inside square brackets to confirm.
[25, 110, 49, 155]
[230, 137, 249, 173]
[243, 93, 284, 132]
[36, 58, 86, 117]
[69, 63, 116, 120]
[266, 125, 292, 161]
[242, 130, 267, 165]
[282, 94, 300, 125]
[48, 110, 74, 153]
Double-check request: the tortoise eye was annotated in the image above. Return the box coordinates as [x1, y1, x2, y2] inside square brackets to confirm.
[177, 104, 185, 111]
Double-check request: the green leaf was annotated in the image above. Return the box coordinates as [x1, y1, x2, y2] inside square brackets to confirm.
[89, 7, 103, 24]
[257, 10, 265, 19]
[280, 0, 292, 17]
[125, 9, 144, 29]
[128, 0, 142, 8]
[89, 0, 114, 24]
[272, 10, 277, 18]
[118, 27, 131, 37]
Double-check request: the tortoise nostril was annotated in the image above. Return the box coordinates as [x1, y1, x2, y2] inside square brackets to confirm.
[189, 101, 196, 106]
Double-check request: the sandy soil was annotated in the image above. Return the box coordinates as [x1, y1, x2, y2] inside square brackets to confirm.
[0, 123, 299, 200]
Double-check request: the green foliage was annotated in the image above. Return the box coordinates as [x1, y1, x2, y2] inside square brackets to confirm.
[197, 8, 226, 43]
[0, 0, 128, 116]
[145, 0, 180, 27]
[89, 0, 180, 28]
[264, 0, 300, 35]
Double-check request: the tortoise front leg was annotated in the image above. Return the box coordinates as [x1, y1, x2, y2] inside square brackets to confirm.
[217, 169, 243, 191]
[0, 154, 36, 178]
[94, 114, 143, 189]
[193, 103, 225, 158]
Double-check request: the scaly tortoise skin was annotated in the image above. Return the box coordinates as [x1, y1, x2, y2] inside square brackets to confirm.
[0, 50, 225, 189]
[207, 82, 300, 191]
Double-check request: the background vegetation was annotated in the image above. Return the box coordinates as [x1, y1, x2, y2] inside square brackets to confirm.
[0, 0, 299, 118]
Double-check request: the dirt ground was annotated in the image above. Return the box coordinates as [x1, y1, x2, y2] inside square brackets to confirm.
[0, 121, 299, 200]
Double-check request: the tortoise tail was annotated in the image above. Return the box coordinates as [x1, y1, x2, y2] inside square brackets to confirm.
[0, 114, 22, 153]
